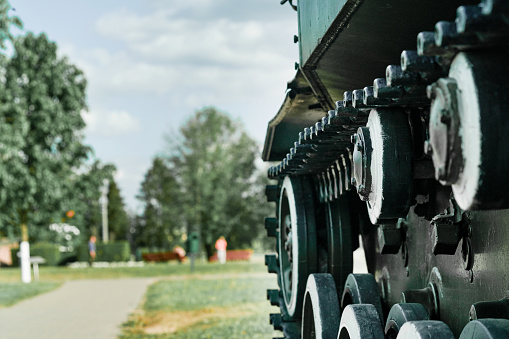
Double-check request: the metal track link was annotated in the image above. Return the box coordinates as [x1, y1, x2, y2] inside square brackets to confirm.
[265, 1, 509, 338]
[268, 0, 509, 203]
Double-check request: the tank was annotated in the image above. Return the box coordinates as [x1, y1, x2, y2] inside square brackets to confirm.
[262, 0, 509, 338]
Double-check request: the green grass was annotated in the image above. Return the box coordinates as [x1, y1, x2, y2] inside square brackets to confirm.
[0, 259, 283, 337]
[144, 276, 272, 312]
[0, 261, 267, 283]
[0, 282, 61, 307]
[119, 268, 282, 338]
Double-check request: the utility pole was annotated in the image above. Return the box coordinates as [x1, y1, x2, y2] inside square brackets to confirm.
[100, 179, 110, 243]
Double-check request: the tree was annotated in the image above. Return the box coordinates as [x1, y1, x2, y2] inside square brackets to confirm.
[107, 179, 129, 241]
[0, 32, 90, 282]
[165, 107, 264, 259]
[0, 0, 22, 49]
[63, 160, 116, 240]
[137, 157, 182, 249]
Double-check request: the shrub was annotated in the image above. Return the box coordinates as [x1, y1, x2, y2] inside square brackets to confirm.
[77, 241, 130, 262]
[10, 248, 19, 267]
[30, 242, 61, 266]
[10, 242, 61, 267]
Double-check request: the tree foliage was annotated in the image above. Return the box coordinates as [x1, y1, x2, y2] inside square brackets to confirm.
[0, 32, 90, 239]
[0, 1, 130, 251]
[138, 107, 270, 258]
[136, 157, 182, 249]
[0, 0, 22, 49]
[107, 179, 129, 241]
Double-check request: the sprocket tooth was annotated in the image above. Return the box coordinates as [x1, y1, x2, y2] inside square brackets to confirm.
[267, 289, 281, 306]
[265, 185, 279, 202]
[265, 254, 278, 274]
[265, 217, 277, 238]
[270, 313, 283, 331]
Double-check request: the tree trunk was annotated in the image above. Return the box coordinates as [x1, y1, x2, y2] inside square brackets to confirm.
[20, 222, 28, 242]
[205, 243, 215, 262]
[19, 210, 31, 283]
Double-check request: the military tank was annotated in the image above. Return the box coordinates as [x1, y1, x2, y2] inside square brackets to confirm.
[262, 0, 509, 338]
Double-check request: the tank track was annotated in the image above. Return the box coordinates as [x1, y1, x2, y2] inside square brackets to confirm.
[264, 1, 509, 338]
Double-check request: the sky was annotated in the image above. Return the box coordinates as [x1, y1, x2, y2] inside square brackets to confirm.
[9, 0, 299, 211]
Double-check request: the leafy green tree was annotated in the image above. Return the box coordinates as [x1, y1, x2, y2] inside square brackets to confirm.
[165, 107, 264, 259]
[0, 32, 89, 242]
[137, 157, 183, 250]
[63, 160, 115, 240]
[0, 0, 22, 49]
[107, 179, 129, 241]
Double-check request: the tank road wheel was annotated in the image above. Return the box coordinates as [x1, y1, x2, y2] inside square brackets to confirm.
[459, 319, 509, 339]
[427, 51, 509, 210]
[341, 273, 384, 325]
[301, 274, 341, 339]
[325, 197, 353, 294]
[396, 321, 454, 339]
[279, 175, 318, 319]
[385, 303, 429, 339]
[338, 304, 385, 339]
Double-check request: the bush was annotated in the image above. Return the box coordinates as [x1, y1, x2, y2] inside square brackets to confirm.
[10, 242, 61, 267]
[77, 241, 130, 262]
[31, 242, 61, 266]
[10, 248, 19, 267]
[58, 252, 78, 266]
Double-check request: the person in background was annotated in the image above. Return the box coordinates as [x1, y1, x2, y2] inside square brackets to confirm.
[173, 245, 186, 263]
[88, 236, 96, 265]
[215, 236, 227, 264]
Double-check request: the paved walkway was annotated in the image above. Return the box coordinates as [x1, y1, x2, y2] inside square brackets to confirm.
[0, 278, 154, 339]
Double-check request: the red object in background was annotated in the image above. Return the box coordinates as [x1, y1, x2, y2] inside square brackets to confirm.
[209, 249, 253, 262]
[66, 210, 75, 218]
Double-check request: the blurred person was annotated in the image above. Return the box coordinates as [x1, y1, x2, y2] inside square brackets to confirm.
[215, 236, 227, 264]
[88, 236, 97, 265]
[173, 245, 186, 263]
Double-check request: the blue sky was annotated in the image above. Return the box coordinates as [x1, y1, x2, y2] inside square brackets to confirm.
[9, 0, 298, 211]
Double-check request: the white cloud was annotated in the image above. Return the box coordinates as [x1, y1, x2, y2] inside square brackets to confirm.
[85, 6, 296, 97]
[82, 109, 140, 137]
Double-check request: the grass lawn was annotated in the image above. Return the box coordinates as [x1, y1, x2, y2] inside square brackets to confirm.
[119, 273, 281, 338]
[0, 282, 61, 307]
[0, 259, 283, 338]
[0, 260, 267, 283]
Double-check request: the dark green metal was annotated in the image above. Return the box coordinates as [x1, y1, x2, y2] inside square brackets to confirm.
[186, 231, 200, 254]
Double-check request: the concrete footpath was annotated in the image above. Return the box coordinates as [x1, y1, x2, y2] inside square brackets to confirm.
[0, 278, 154, 339]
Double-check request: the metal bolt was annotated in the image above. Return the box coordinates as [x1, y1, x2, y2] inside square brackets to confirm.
[353, 89, 365, 108]
[343, 91, 353, 107]
[432, 222, 461, 255]
[417, 31, 447, 56]
[386, 65, 418, 87]
[378, 225, 402, 254]
[435, 21, 457, 47]
[293, 35, 299, 43]
[401, 50, 436, 72]
[456, 5, 484, 34]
